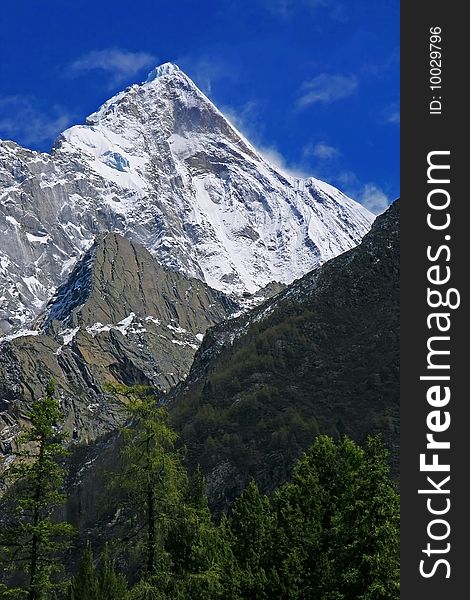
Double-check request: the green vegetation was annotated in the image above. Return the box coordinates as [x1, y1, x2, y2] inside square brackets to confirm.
[0, 382, 74, 599]
[69, 542, 127, 600]
[1, 385, 399, 599]
[171, 203, 399, 509]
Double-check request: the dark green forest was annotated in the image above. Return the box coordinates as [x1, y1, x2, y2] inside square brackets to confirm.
[170, 202, 399, 509]
[0, 385, 399, 600]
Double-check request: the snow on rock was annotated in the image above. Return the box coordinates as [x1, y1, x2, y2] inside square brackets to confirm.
[0, 63, 374, 337]
[0, 329, 39, 344]
[60, 326, 80, 345]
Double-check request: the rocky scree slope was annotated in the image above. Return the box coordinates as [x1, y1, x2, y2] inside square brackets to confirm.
[0, 62, 373, 336]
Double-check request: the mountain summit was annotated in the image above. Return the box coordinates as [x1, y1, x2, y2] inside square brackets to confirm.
[0, 63, 373, 336]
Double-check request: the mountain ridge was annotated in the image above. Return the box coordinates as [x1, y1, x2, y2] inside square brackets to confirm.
[0, 232, 236, 474]
[169, 200, 399, 509]
[0, 62, 373, 336]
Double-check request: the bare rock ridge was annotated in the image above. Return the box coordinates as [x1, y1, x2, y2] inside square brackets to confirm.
[0, 233, 235, 469]
[0, 62, 374, 336]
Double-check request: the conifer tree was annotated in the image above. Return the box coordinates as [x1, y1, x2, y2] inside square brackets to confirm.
[110, 385, 237, 599]
[109, 385, 186, 583]
[0, 382, 73, 600]
[97, 543, 128, 600]
[69, 542, 98, 600]
[70, 542, 127, 600]
[227, 480, 274, 599]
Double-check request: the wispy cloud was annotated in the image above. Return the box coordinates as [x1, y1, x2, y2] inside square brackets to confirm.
[358, 183, 390, 214]
[256, 145, 311, 178]
[336, 171, 390, 214]
[67, 48, 157, 86]
[176, 55, 240, 96]
[362, 48, 399, 79]
[259, 0, 344, 20]
[380, 101, 400, 125]
[298, 73, 358, 108]
[304, 141, 340, 160]
[221, 101, 310, 178]
[0, 96, 74, 148]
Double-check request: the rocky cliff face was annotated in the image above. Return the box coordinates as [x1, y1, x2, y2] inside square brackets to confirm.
[0, 63, 373, 336]
[0, 233, 235, 476]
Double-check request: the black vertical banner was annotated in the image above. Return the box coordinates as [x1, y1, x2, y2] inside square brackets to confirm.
[401, 3, 468, 598]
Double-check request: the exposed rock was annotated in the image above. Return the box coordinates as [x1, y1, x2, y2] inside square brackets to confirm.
[0, 233, 235, 477]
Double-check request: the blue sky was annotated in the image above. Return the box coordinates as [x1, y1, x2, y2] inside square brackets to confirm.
[0, 0, 399, 213]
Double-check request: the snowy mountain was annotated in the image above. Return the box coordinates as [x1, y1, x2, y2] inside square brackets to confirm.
[0, 62, 373, 336]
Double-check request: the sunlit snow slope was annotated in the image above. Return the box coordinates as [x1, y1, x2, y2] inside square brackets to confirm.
[0, 63, 374, 336]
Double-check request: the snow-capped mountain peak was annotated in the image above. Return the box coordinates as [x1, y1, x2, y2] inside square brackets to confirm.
[0, 62, 374, 336]
[145, 62, 182, 82]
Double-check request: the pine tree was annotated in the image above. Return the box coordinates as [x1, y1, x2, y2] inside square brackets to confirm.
[109, 385, 186, 584]
[70, 542, 127, 600]
[224, 436, 400, 600]
[271, 453, 324, 599]
[69, 542, 98, 600]
[227, 480, 274, 600]
[279, 435, 400, 599]
[323, 436, 400, 600]
[97, 543, 128, 600]
[163, 470, 240, 599]
[0, 382, 74, 600]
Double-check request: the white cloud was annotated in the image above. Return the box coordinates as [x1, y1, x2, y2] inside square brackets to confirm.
[220, 102, 309, 178]
[386, 111, 400, 124]
[358, 183, 390, 214]
[381, 102, 400, 125]
[334, 171, 391, 214]
[0, 96, 73, 148]
[298, 73, 358, 107]
[256, 145, 311, 178]
[260, 0, 337, 18]
[304, 141, 339, 160]
[176, 56, 239, 96]
[362, 48, 400, 79]
[67, 48, 157, 85]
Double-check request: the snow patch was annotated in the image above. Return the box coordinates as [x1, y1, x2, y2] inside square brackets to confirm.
[115, 313, 135, 335]
[6, 216, 20, 227]
[145, 315, 161, 326]
[25, 232, 50, 244]
[86, 313, 138, 337]
[0, 329, 39, 344]
[167, 323, 188, 335]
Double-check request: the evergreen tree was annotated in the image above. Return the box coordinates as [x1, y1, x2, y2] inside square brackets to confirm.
[109, 385, 187, 589]
[225, 435, 399, 600]
[273, 435, 400, 599]
[319, 436, 400, 600]
[163, 472, 239, 599]
[70, 542, 127, 600]
[0, 382, 73, 600]
[97, 543, 128, 600]
[69, 542, 98, 600]
[110, 385, 238, 599]
[271, 454, 324, 599]
[227, 480, 274, 599]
